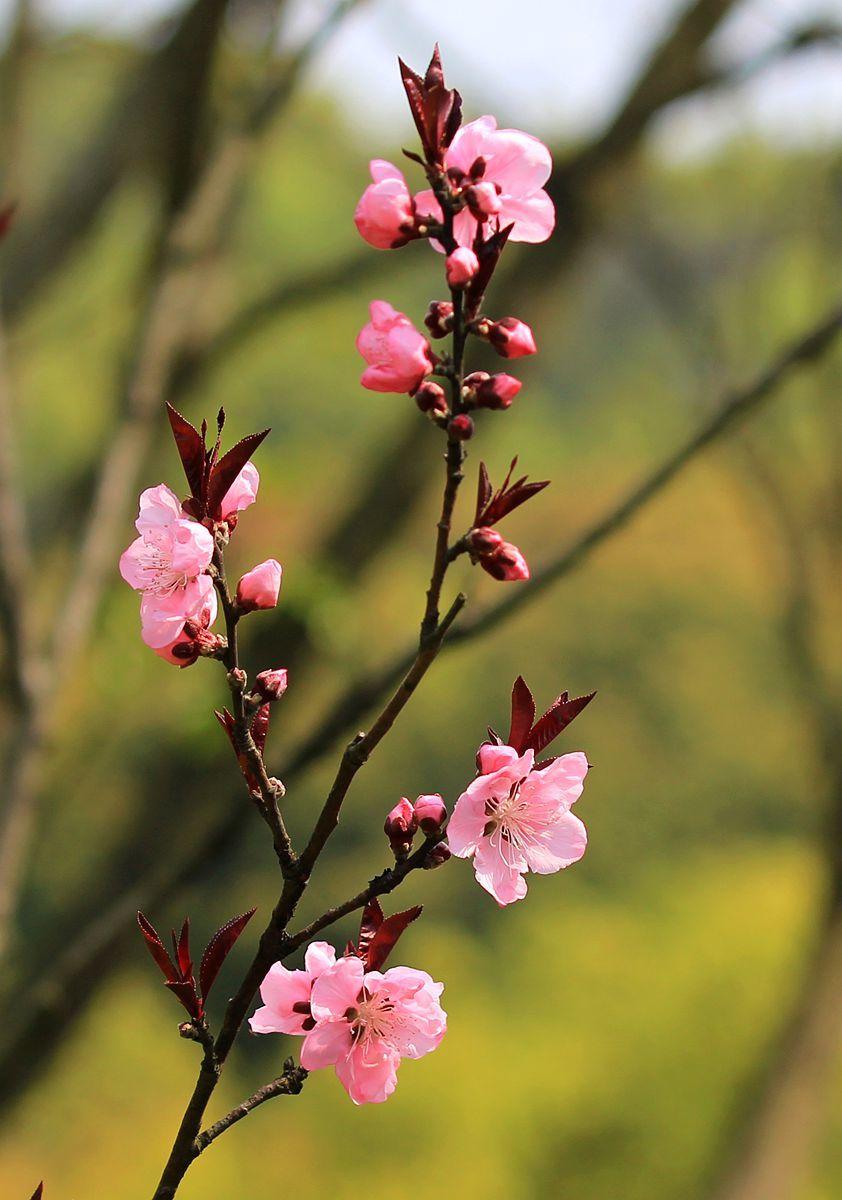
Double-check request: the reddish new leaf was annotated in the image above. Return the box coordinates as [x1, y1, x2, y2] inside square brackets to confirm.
[365, 905, 422, 972]
[165, 979, 202, 1020]
[205, 429, 270, 517]
[166, 403, 206, 502]
[524, 691, 596, 757]
[356, 898, 384, 959]
[398, 46, 461, 164]
[174, 917, 192, 980]
[475, 462, 493, 525]
[251, 703, 271, 758]
[199, 908, 257, 1001]
[215, 708, 261, 794]
[475, 457, 549, 529]
[507, 676, 536, 751]
[466, 222, 513, 310]
[137, 911, 178, 982]
[29, 1185, 43, 1200]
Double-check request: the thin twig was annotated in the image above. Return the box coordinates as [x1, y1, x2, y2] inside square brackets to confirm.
[194, 1060, 308, 1155]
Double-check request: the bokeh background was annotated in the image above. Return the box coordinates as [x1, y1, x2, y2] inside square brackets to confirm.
[1, 1, 841, 1197]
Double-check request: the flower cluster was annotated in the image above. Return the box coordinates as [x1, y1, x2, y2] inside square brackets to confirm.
[119, 406, 281, 666]
[251, 902, 445, 1105]
[352, 46, 554, 579]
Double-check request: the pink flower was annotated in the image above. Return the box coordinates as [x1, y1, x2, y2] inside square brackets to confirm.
[142, 573, 217, 652]
[414, 116, 554, 248]
[152, 580, 220, 666]
[357, 301, 434, 394]
[448, 748, 588, 905]
[254, 668, 289, 702]
[250, 942, 337, 1036]
[354, 160, 416, 249]
[487, 317, 536, 359]
[119, 484, 213, 597]
[300, 956, 446, 1104]
[464, 371, 522, 410]
[236, 558, 282, 612]
[445, 247, 479, 287]
[220, 462, 259, 521]
[413, 793, 447, 833]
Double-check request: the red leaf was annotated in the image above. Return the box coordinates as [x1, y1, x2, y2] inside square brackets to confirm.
[398, 47, 461, 164]
[524, 692, 596, 757]
[174, 917, 192, 980]
[29, 1185, 43, 1200]
[474, 462, 493, 525]
[507, 676, 536, 751]
[251, 704, 271, 758]
[215, 708, 261, 794]
[199, 908, 257, 1002]
[166, 403, 206, 503]
[365, 905, 422, 972]
[356, 898, 384, 959]
[466, 222, 513, 309]
[205, 429, 270, 517]
[165, 979, 202, 1020]
[137, 911, 178, 982]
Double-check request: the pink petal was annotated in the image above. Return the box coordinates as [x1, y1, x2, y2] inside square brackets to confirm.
[523, 811, 588, 875]
[300, 1020, 354, 1070]
[304, 942, 336, 978]
[136, 484, 183, 531]
[119, 537, 149, 590]
[473, 838, 528, 906]
[310, 956, 364, 1021]
[369, 159, 404, 184]
[498, 191, 556, 243]
[446, 790, 488, 858]
[336, 1042, 400, 1105]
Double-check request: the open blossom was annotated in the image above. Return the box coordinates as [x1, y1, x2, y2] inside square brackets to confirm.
[414, 116, 554, 248]
[220, 462, 259, 521]
[141, 573, 217, 652]
[300, 956, 446, 1104]
[448, 746, 588, 905]
[354, 160, 415, 249]
[357, 301, 434, 393]
[249, 942, 336, 1035]
[119, 484, 213, 598]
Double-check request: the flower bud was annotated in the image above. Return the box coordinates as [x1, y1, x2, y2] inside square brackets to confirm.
[466, 181, 502, 217]
[448, 414, 474, 441]
[486, 317, 537, 359]
[236, 559, 282, 612]
[354, 160, 416, 249]
[413, 793, 447, 834]
[479, 540, 530, 581]
[445, 247, 479, 288]
[254, 668, 289, 702]
[424, 301, 454, 339]
[423, 843, 452, 870]
[384, 798, 418, 858]
[413, 380, 448, 417]
[469, 526, 503, 554]
[473, 372, 522, 410]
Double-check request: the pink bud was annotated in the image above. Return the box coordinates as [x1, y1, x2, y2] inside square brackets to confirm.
[479, 540, 530, 582]
[354, 160, 416, 249]
[254, 668, 289, 702]
[445, 247, 479, 288]
[487, 317, 537, 359]
[472, 372, 522, 410]
[414, 380, 448, 417]
[413, 793, 447, 833]
[357, 301, 434, 394]
[236, 559, 282, 612]
[448, 414, 474, 441]
[423, 843, 452, 870]
[466, 181, 502, 217]
[424, 301, 454, 339]
[384, 798, 418, 858]
[469, 526, 504, 554]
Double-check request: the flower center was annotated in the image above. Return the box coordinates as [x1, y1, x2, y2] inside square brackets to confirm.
[138, 535, 191, 596]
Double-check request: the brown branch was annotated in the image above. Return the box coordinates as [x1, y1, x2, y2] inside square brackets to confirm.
[194, 1060, 308, 1155]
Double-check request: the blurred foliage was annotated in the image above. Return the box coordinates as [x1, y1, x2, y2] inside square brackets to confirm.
[2, 26, 842, 1200]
